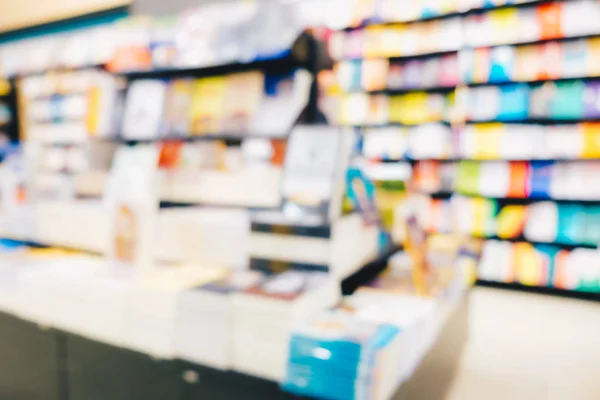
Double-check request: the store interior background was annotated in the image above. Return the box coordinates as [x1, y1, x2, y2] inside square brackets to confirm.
[0, 0, 599, 399]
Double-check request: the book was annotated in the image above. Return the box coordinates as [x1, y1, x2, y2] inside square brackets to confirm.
[175, 270, 265, 369]
[162, 79, 193, 136]
[232, 271, 340, 380]
[222, 71, 264, 133]
[122, 80, 167, 140]
[189, 77, 227, 135]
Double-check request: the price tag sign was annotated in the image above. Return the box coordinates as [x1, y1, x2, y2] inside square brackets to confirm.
[104, 144, 160, 272]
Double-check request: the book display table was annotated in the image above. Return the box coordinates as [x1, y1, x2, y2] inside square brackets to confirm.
[0, 295, 469, 400]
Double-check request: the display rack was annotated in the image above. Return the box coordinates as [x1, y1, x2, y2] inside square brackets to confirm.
[324, 0, 600, 299]
[458, 0, 600, 296]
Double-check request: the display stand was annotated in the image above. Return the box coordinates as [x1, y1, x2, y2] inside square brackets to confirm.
[323, 0, 600, 299]
[0, 298, 469, 400]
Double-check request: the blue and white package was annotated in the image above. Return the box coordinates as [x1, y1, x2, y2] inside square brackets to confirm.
[488, 46, 515, 83]
[527, 161, 554, 199]
[282, 310, 399, 400]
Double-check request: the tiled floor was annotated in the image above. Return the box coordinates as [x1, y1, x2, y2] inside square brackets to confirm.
[447, 287, 600, 400]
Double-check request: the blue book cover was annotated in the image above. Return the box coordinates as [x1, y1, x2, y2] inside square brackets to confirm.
[550, 81, 584, 120]
[488, 46, 515, 83]
[497, 84, 529, 121]
[584, 206, 600, 246]
[282, 311, 399, 400]
[527, 161, 554, 199]
[556, 204, 587, 245]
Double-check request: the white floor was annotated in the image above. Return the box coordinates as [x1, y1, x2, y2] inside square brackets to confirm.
[447, 287, 600, 400]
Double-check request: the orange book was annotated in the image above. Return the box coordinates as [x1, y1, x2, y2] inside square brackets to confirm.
[507, 162, 529, 198]
[537, 3, 563, 41]
[412, 161, 440, 193]
[270, 140, 287, 166]
[158, 141, 183, 169]
[107, 46, 152, 73]
[552, 250, 571, 290]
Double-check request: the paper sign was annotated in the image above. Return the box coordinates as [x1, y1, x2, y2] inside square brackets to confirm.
[104, 144, 160, 272]
[282, 126, 351, 222]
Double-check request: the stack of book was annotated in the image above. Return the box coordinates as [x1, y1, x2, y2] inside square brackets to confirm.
[232, 270, 340, 380]
[121, 264, 227, 358]
[174, 270, 265, 369]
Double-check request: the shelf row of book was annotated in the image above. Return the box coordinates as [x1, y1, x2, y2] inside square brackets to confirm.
[121, 70, 310, 141]
[335, 54, 460, 93]
[478, 239, 600, 293]
[466, 80, 600, 122]
[24, 69, 310, 144]
[338, 0, 542, 28]
[333, 79, 600, 126]
[362, 123, 600, 162]
[462, 37, 600, 85]
[332, 35, 600, 95]
[416, 194, 600, 247]
[20, 66, 311, 199]
[0, 1, 310, 78]
[329, 0, 600, 60]
[412, 160, 600, 201]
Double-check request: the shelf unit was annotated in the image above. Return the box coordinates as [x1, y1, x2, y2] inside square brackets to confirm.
[326, 0, 600, 299]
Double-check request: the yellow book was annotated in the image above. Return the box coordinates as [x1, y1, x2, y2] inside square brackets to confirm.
[472, 198, 496, 238]
[587, 38, 600, 77]
[390, 93, 430, 125]
[474, 123, 503, 160]
[189, 76, 227, 135]
[488, 8, 519, 45]
[581, 123, 600, 159]
[381, 26, 405, 58]
[514, 243, 541, 287]
[496, 205, 527, 239]
[363, 25, 384, 59]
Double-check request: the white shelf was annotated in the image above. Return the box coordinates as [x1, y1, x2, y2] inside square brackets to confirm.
[159, 166, 283, 208]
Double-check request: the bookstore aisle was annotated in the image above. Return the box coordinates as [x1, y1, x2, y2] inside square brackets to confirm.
[442, 287, 600, 400]
[3, 0, 600, 399]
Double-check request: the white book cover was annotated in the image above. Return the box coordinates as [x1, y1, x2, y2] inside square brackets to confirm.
[122, 80, 167, 140]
